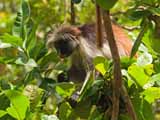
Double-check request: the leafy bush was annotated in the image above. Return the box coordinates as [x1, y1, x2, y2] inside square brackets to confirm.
[0, 0, 160, 120]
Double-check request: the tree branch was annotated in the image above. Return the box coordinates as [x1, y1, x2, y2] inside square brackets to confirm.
[102, 10, 137, 120]
[70, 0, 75, 24]
[102, 10, 121, 120]
[95, 4, 103, 48]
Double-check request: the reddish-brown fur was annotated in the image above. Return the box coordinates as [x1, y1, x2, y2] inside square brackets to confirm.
[78, 23, 133, 57]
[112, 24, 132, 56]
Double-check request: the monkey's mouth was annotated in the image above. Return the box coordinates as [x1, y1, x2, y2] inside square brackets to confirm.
[59, 54, 65, 58]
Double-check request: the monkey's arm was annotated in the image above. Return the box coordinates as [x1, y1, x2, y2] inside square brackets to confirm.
[67, 65, 86, 83]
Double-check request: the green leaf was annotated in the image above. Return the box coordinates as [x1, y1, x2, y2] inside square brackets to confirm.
[143, 64, 154, 76]
[87, 80, 104, 97]
[88, 106, 103, 120]
[15, 58, 37, 72]
[24, 68, 41, 85]
[29, 40, 46, 60]
[120, 57, 136, 69]
[38, 51, 59, 68]
[59, 102, 72, 120]
[12, 0, 30, 39]
[25, 19, 38, 53]
[0, 110, 7, 118]
[22, 0, 30, 22]
[96, 0, 118, 10]
[0, 56, 16, 64]
[142, 100, 154, 120]
[149, 7, 160, 16]
[12, 11, 23, 38]
[122, 69, 135, 88]
[73, 99, 92, 119]
[142, 87, 160, 103]
[55, 83, 75, 98]
[132, 95, 154, 120]
[0, 33, 22, 47]
[143, 73, 160, 89]
[5, 90, 30, 120]
[127, 10, 150, 21]
[128, 64, 149, 87]
[151, 73, 160, 86]
[93, 56, 109, 76]
[119, 114, 131, 120]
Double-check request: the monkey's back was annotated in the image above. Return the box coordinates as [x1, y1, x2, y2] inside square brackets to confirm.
[78, 23, 133, 58]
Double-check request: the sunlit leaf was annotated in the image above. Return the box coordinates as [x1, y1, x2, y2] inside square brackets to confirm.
[128, 64, 149, 87]
[5, 90, 30, 120]
[55, 82, 75, 98]
[93, 56, 109, 76]
[122, 69, 135, 87]
[142, 87, 160, 103]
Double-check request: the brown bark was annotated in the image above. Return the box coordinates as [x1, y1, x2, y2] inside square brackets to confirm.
[71, 0, 75, 25]
[96, 4, 103, 48]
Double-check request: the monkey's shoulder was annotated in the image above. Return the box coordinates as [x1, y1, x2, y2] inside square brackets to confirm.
[78, 24, 96, 43]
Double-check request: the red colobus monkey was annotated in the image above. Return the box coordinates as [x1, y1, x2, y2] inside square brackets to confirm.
[47, 23, 133, 82]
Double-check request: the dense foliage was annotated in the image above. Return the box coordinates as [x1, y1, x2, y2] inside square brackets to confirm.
[0, 0, 160, 120]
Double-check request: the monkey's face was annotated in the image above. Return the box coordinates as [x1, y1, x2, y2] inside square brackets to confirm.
[54, 38, 78, 58]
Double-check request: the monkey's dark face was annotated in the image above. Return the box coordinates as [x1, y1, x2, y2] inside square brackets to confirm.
[54, 39, 78, 58]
